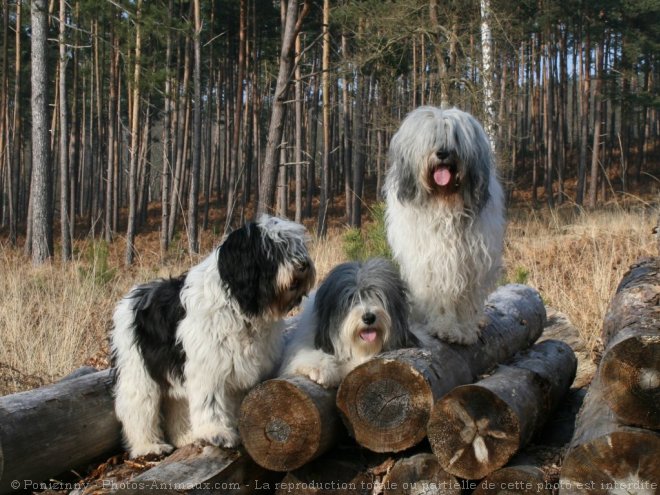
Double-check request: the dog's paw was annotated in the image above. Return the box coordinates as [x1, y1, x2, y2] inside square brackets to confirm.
[129, 441, 174, 458]
[194, 424, 240, 449]
[433, 324, 480, 346]
[295, 364, 342, 388]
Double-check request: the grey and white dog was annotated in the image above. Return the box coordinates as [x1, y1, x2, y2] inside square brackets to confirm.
[384, 106, 505, 345]
[280, 258, 419, 387]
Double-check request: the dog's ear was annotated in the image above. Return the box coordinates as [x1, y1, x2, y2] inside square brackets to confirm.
[218, 223, 278, 317]
[386, 144, 419, 203]
[370, 259, 419, 350]
[462, 115, 493, 213]
[313, 262, 361, 354]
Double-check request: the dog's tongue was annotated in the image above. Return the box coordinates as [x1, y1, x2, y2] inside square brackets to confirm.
[359, 329, 378, 342]
[433, 166, 453, 186]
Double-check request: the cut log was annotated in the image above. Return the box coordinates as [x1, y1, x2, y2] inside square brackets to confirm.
[238, 375, 341, 472]
[599, 257, 660, 429]
[473, 464, 550, 495]
[428, 339, 577, 480]
[0, 368, 121, 493]
[337, 284, 546, 453]
[111, 444, 280, 494]
[382, 453, 461, 495]
[274, 455, 373, 495]
[559, 375, 660, 495]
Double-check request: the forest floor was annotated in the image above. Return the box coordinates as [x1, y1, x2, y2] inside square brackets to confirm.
[0, 181, 658, 396]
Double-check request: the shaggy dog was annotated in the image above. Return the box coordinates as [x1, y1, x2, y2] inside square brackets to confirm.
[111, 215, 315, 458]
[279, 258, 419, 387]
[384, 106, 505, 345]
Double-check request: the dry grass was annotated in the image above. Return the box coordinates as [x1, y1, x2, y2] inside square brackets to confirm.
[504, 205, 657, 353]
[0, 205, 656, 395]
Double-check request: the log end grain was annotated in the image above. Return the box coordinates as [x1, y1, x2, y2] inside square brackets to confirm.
[383, 453, 461, 495]
[560, 430, 660, 495]
[238, 377, 337, 472]
[473, 465, 550, 495]
[428, 384, 520, 480]
[599, 333, 660, 430]
[336, 356, 434, 453]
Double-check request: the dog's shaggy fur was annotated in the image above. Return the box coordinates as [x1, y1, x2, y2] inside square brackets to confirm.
[384, 106, 505, 345]
[279, 258, 419, 387]
[111, 215, 315, 458]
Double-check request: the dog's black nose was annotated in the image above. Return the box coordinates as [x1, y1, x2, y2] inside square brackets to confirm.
[436, 149, 450, 160]
[362, 312, 376, 325]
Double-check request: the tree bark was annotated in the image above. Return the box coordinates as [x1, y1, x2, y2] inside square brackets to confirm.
[588, 40, 604, 208]
[29, 0, 53, 264]
[336, 284, 546, 453]
[125, 0, 143, 266]
[0, 369, 120, 492]
[187, 0, 202, 253]
[225, 0, 246, 231]
[559, 375, 660, 495]
[427, 339, 577, 480]
[58, 0, 71, 261]
[316, 0, 330, 236]
[294, 33, 303, 224]
[113, 444, 279, 495]
[238, 375, 341, 472]
[479, 0, 496, 147]
[598, 257, 660, 430]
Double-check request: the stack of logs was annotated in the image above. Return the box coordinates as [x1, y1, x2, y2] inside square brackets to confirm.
[0, 260, 658, 494]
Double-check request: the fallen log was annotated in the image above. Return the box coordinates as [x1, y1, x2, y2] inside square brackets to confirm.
[238, 375, 341, 472]
[274, 455, 373, 495]
[599, 257, 660, 429]
[472, 464, 550, 495]
[110, 444, 280, 495]
[428, 339, 576, 480]
[382, 453, 461, 495]
[336, 284, 546, 453]
[0, 368, 121, 494]
[559, 375, 660, 495]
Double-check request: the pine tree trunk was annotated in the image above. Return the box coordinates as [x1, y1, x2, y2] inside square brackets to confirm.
[125, 0, 143, 266]
[294, 34, 303, 223]
[258, 0, 310, 217]
[187, 0, 202, 253]
[9, 0, 21, 246]
[160, 0, 173, 256]
[29, 0, 53, 264]
[588, 41, 603, 209]
[105, 31, 118, 243]
[316, 0, 330, 236]
[58, 0, 71, 261]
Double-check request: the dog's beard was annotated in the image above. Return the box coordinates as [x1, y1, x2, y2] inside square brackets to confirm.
[339, 306, 392, 359]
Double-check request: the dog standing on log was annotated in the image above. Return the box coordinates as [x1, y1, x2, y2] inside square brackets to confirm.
[279, 258, 419, 387]
[384, 107, 505, 345]
[111, 215, 315, 458]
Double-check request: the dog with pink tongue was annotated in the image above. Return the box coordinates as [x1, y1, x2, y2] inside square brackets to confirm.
[279, 258, 420, 388]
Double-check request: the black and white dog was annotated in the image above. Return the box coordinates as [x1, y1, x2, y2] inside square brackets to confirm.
[384, 107, 505, 345]
[111, 215, 315, 458]
[279, 258, 419, 387]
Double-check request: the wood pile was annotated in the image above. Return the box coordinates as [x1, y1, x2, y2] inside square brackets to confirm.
[558, 257, 660, 494]
[0, 263, 657, 494]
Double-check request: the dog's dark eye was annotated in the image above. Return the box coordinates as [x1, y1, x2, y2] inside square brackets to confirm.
[289, 280, 300, 291]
